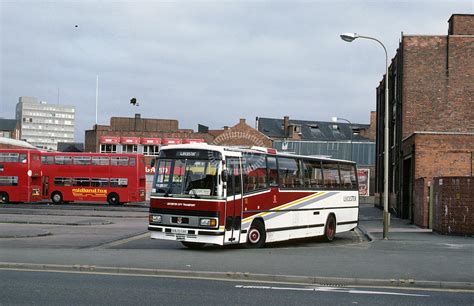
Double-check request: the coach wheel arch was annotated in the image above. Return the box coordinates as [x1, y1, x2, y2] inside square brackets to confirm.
[0, 192, 9, 204]
[246, 218, 266, 248]
[324, 213, 336, 242]
[51, 192, 63, 204]
[107, 192, 120, 205]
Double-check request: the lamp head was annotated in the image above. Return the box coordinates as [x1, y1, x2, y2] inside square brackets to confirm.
[340, 33, 359, 42]
[331, 117, 338, 123]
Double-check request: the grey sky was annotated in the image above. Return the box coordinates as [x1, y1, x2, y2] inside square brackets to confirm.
[1, 0, 472, 142]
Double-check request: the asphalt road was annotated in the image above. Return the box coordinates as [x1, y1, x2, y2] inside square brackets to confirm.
[1, 203, 472, 289]
[0, 203, 363, 250]
[1, 270, 472, 306]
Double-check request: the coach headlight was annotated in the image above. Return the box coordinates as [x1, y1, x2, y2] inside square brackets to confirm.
[199, 218, 218, 228]
[149, 214, 162, 224]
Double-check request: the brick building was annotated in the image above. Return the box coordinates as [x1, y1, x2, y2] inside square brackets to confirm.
[212, 118, 272, 148]
[375, 14, 474, 228]
[85, 114, 214, 155]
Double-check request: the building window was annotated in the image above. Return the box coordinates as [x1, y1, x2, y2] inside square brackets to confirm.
[143, 145, 160, 156]
[122, 144, 137, 153]
[100, 144, 117, 153]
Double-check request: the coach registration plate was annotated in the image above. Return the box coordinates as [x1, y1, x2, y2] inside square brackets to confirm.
[171, 228, 187, 235]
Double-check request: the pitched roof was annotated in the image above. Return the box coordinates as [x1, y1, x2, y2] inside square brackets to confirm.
[257, 117, 371, 142]
[0, 119, 17, 131]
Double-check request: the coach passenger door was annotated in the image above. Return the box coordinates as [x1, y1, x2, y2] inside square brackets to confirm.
[224, 157, 243, 244]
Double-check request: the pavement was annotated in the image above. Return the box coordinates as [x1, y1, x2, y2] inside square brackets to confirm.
[0, 203, 473, 289]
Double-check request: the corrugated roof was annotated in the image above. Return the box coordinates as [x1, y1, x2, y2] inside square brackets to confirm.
[258, 117, 371, 142]
[0, 137, 37, 149]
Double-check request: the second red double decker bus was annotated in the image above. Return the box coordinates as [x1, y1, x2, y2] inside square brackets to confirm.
[40, 152, 146, 205]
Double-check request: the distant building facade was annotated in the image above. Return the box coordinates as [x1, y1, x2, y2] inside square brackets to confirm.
[15, 96, 75, 150]
[257, 115, 376, 196]
[375, 14, 474, 228]
[84, 114, 214, 156]
[257, 116, 376, 166]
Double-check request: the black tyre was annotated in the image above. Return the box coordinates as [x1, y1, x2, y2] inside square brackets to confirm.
[246, 220, 266, 248]
[181, 241, 206, 249]
[324, 214, 336, 242]
[0, 192, 9, 204]
[107, 193, 120, 205]
[51, 192, 63, 204]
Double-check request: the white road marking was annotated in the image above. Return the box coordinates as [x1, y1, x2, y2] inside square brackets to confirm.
[92, 232, 150, 249]
[235, 285, 430, 297]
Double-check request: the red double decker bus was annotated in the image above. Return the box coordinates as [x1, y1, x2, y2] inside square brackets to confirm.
[0, 149, 42, 203]
[40, 152, 146, 205]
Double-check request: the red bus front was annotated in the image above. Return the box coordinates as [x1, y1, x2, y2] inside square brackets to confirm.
[0, 149, 42, 203]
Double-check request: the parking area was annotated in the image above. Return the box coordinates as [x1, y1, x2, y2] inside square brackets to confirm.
[0, 203, 366, 250]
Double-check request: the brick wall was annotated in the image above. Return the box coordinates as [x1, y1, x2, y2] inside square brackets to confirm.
[401, 26, 474, 138]
[414, 134, 473, 180]
[432, 177, 473, 235]
[411, 133, 473, 227]
[449, 14, 474, 35]
[110, 117, 179, 132]
[359, 111, 376, 141]
[402, 36, 448, 138]
[447, 35, 474, 132]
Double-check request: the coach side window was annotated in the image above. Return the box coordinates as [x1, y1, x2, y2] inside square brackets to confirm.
[339, 163, 357, 189]
[278, 157, 303, 189]
[322, 162, 340, 189]
[242, 153, 267, 193]
[302, 159, 324, 188]
[267, 156, 278, 187]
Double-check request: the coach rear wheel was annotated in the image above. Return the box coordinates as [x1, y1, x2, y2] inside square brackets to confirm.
[51, 192, 63, 204]
[0, 192, 9, 204]
[181, 241, 206, 249]
[324, 214, 336, 242]
[246, 220, 266, 248]
[107, 193, 120, 205]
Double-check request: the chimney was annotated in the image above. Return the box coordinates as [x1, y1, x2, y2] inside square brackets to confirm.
[283, 116, 290, 137]
[224, 126, 229, 131]
[239, 118, 246, 124]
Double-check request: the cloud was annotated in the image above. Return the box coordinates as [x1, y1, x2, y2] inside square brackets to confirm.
[1, 0, 471, 141]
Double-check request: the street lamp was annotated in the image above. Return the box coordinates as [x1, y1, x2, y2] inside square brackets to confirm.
[332, 117, 353, 161]
[340, 32, 390, 240]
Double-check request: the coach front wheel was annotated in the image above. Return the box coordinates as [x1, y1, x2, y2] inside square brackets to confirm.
[51, 192, 63, 204]
[246, 220, 266, 248]
[0, 192, 9, 204]
[107, 193, 120, 205]
[324, 214, 336, 242]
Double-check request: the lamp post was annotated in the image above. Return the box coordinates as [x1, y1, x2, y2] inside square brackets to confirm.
[332, 117, 353, 162]
[340, 32, 390, 240]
